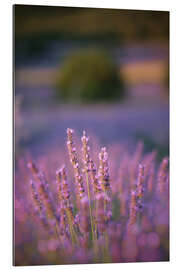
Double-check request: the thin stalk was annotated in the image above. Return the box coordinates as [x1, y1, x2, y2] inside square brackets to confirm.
[137, 211, 141, 227]
[103, 194, 111, 262]
[104, 198, 106, 212]
[55, 220, 62, 243]
[94, 199, 99, 240]
[85, 172, 95, 242]
[104, 232, 111, 262]
[92, 199, 99, 262]
[66, 209, 78, 245]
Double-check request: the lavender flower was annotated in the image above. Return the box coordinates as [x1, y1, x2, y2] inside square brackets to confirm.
[157, 157, 169, 194]
[98, 147, 110, 193]
[14, 129, 169, 265]
[67, 128, 85, 199]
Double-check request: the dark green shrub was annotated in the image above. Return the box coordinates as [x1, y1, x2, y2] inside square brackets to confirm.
[55, 48, 125, 103]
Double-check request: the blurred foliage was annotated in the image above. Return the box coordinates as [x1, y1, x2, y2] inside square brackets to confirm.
[14, 5, 169, 42]
[15, 34, 119, 66]
[55, 49, 125, 102]
[14, 5, 169, 67]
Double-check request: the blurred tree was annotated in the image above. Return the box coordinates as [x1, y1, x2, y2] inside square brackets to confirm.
[15, 5, 169, 43]
[56, 48, 125, 103]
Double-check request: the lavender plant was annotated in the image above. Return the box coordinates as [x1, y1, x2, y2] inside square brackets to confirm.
[14, 129, 169, 265]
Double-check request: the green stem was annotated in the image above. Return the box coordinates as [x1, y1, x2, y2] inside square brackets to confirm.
[85, 172, 95, 242]
[55, 221, 62, 243]
[104, 231, 110, 262]
[103, 193, 111, 262]
[94, 199, 99, 240]
[66, 209, 78, 245]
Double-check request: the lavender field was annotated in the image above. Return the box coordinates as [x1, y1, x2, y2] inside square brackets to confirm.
[16, 100, 169, 158]
[14, 5, 169, 266]
[15, 128, 169, 265]
[14, 61, 169, 267]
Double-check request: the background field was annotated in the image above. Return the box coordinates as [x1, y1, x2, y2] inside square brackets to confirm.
[14, 5, 169, 166]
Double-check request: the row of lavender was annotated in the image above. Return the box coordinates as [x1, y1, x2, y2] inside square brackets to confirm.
[14, 129, 169, 265]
